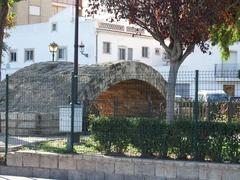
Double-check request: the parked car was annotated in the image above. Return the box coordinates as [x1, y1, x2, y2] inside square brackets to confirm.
[198, 90, 229, 103]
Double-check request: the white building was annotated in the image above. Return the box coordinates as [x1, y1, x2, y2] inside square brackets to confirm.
[2, 7, 240, 97]
[2, 8, 164, 74]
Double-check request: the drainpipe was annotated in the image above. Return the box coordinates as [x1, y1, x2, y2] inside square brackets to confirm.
[95, 31, 98, 64]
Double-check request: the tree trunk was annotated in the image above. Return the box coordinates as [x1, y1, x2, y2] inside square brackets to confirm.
[0, 1, 9, 80]
[166, 61, 180, 123]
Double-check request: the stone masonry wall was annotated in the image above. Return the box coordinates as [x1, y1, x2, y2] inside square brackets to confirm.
[0, 112, 59, 135]
[5, 151, 240, 180]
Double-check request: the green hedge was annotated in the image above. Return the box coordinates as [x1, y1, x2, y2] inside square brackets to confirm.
[90, 116, 240, 163]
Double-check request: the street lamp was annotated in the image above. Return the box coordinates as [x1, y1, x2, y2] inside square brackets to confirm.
[79, 42, 88, 57]
[48, 42, 59, 62]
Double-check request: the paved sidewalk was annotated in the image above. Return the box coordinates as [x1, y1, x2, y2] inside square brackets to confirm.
[0, 175, 56, 180]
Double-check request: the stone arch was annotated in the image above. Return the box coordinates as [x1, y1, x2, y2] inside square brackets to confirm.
[0, 61, 166, 116]
[78, 61, 166, 99]
[78, 61, 166, 116]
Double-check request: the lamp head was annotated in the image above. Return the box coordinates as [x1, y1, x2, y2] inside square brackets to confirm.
[79, 41, 85, 53]
[49, 42, 59, 53]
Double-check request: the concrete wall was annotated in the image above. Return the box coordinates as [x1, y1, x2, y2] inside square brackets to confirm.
[5, 151, 240, 180]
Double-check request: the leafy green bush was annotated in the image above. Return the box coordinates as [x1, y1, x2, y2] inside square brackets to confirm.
[130, 117, 168, 157]
[168, 120, 194, 159]
[90, 116, 240, 163]
[90, 116, 132, 154]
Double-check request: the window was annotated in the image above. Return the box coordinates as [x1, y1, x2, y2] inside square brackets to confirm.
[142, 47, 149, 58]
[103, 42, 111, 54]
[128, 48, 133, 60]
[29, 6, 41, 16]
[119, 48, 126, 60]
[155, 48, 161, 55]
[176, 83, 190, 98]
[57, 47, 67, 60]
[9, 51, 17, 62]
[24, 49, 34, 61]
[51, 23, 57, 32]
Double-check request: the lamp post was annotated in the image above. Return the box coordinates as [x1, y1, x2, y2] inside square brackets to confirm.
[79, 42, 88, 57]
[49, 42, 59, 62]
[68, 0, 80, 153]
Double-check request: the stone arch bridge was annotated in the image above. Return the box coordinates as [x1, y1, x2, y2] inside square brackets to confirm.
[0, 61, 166, 135]
[0, 61, 166, 116]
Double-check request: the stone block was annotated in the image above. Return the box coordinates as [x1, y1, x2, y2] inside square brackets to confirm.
[40, 154, 58, 169]
[144, 175, 166, 180]
[22, 153, 40, 168]
[115, 161, 134, 175]
[41, 113, 54, 121]
[134, 161, 155, 176]
[7, 152, 22, 167]
[17, 121, 36, 129]
[124, 175, 145, 180]
[59, 155, 76, 170]
[0, 112, 5, 120]
[96, 160, 114, 174]
[176, 165, 198, 179]
[76, 159, 96, 172]
[32, 168, 50, 178]
[9, 112, 18, 120]
[82, 154, 93, 160]
[85, 171, 105, 180]
[49, 169, 68, 180]
[0, 166, 17, 175]
[105, 173, 124, 180]
[68, 170, 86, 180]
[1, 120, 17, 128]
[19, 113, 36, 121]
[199, 166, 208, 180]
[155, 164, 176, 179]
[206, 168, 222, 180]
[16, 167, 33, 177]
[222, 170, 240, 180]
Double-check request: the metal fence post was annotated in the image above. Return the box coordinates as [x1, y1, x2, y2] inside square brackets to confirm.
[70, 72, 75, 153]
[194, 70, 199, 159]
[67, 72, 75, 153]
[194, 70, 199, 122]
[4, 74, 9, 164]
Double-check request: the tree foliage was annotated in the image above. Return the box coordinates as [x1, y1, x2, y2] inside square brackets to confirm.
[88, 0, 240, 122]
[210, 3, 240, 60]
[88, 0, 238, 60]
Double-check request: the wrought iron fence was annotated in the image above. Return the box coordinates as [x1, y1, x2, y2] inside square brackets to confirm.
[0, 69, 239, 164]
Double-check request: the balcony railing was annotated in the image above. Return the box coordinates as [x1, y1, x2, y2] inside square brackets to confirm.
[52, 0, 75, 5]
[214, 64, 239, 78]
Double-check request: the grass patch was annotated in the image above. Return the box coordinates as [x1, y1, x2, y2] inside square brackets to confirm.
[21, 137, 99, 154]
[21, 140, 69, 154]
[20, 136, 140, 157]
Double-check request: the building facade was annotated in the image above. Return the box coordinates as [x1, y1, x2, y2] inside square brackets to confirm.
[12, 0, 84, 25]
[2, 7, 240, 97]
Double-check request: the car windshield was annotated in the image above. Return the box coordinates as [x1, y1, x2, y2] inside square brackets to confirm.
[207, 94, 228, 102]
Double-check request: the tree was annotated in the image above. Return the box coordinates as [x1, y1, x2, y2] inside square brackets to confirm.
[210, 3, 240, 60]
[0, 0, 18, 80]
[88, 0, 240, 123]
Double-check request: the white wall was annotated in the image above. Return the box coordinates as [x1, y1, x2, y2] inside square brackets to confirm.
[97, 30, 163, 66]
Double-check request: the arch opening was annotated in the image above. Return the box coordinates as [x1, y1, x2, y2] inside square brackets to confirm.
[88, 79, 165, 117]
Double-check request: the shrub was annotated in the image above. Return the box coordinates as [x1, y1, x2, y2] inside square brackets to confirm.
[90, 116, 240, 163]
[130, 117, 168, 157]
[90, 116, 132, 154]
[168, 120, 194, 159]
